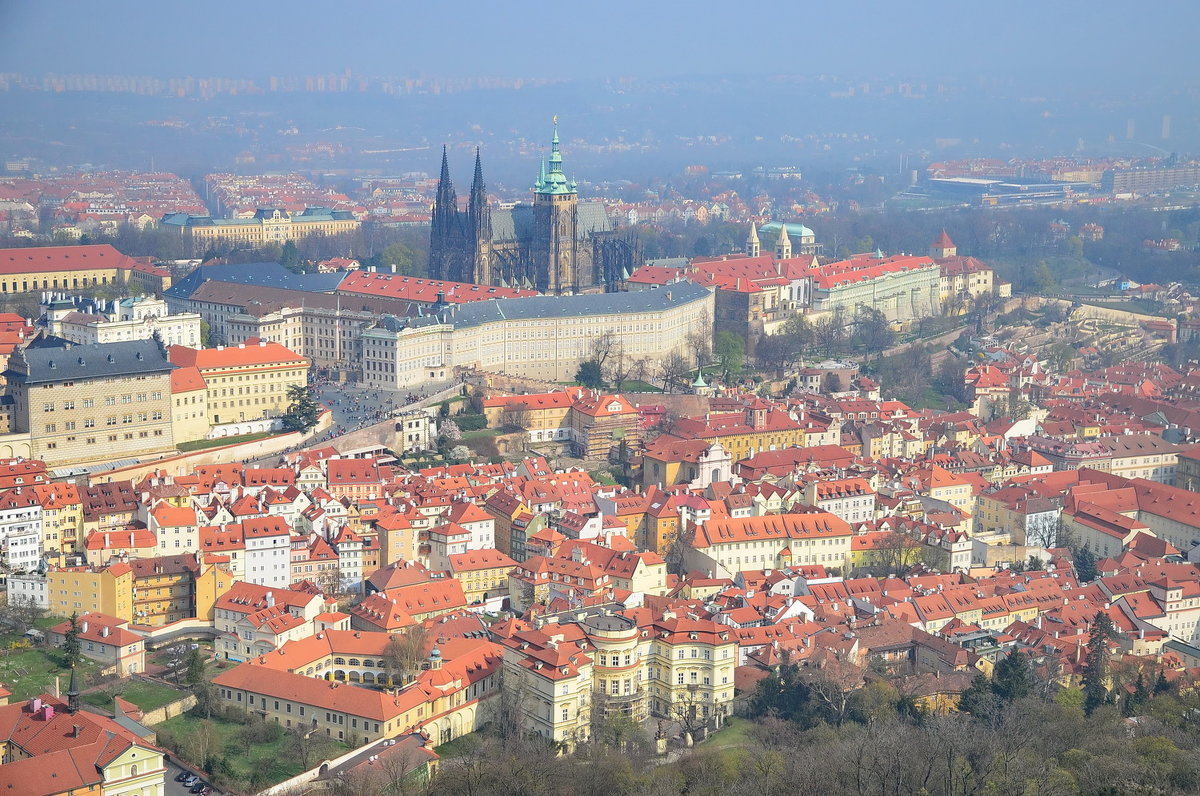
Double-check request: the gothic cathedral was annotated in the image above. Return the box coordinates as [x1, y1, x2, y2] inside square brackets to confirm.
[428, 121, 640, 295]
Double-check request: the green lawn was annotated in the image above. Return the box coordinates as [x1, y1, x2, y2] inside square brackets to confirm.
[589, 469, 619, 486]
[615, 380, 662, 393]
[460, 428, 506, 441]
[83, 679, 186, 712]
[700, 717, 754, 751]
[435, 731, 484, 758]
[0, 635, 102, 701]
[158, 710, 349, 789]
[177, 431, 275, 452]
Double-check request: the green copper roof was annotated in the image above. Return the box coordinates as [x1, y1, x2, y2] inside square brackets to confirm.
[535, 117, 576, 196]
[758, 221, 815, 240]
[692, 368, 708, 388]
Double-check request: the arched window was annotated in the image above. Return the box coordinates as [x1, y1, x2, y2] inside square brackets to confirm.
[130, 765, 138, 776]
[333, 657, 346, 665]
[348, 658, 360, 666]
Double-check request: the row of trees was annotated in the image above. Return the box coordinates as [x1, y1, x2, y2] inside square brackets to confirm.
[755, 306, 896, 372]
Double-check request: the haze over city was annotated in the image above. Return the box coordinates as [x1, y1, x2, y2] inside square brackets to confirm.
[4, 4, 1200, 796]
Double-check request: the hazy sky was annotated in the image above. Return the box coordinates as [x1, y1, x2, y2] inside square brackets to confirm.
[1, 0, 1197, 87]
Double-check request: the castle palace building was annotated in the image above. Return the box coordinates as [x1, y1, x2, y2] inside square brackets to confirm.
[429, 122, 640, 295]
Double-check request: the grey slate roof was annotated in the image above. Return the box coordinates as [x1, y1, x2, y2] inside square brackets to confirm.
[165, 263, 346, 301]
[10, 339, 174, 385]
[400, 280, 711, 332]
[491, 201, 611, 244]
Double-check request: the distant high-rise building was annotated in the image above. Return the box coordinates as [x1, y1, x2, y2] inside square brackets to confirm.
[428, 121, 640, 295]
[1162, 114, 1172, 140]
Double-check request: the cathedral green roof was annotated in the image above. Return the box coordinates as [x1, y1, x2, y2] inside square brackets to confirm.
[535, 119, 577, 196]
[758, 221, 815, 240]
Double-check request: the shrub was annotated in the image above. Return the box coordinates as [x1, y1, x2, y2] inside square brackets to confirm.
[455, 414, 488, 431]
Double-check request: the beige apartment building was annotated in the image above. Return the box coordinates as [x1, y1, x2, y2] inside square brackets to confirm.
[160, 207, 359, 254]
[360, 281, 715, 389]
[4, 338, 176, 467]
[500, 607, 738, 750]
[168, 338, 309, 426]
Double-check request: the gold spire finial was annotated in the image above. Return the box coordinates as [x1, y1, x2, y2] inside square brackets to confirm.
[553, 114, 558, 125]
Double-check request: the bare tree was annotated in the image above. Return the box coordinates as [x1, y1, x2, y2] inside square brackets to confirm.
[288, 722, 336, 771]
[657, 351, 691, 393]
[800, 655, 865, 727]
[685, 330, 712, 368]
[629, 357, 651, 389]
[866, 531, 925, 575]
[185, 718, 220, 772]
[590, 331, 620, 372]
[602, 346, 634, 391]
[500, 402, 531, 432]
[381, 626, 428, 687]
[671, 685, 709, 736]
[2, 592, 45, 633]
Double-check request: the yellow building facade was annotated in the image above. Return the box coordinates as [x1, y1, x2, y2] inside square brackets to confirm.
[48, 563, 134, 621]
[168, 338, 309, 426]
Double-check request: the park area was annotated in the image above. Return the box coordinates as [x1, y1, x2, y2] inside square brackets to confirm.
[82, 678, 185, 712]
[0, 625, 102, 701]
[157, 708, 350, 792]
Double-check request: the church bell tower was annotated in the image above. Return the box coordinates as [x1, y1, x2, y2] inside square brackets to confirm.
[532, 117, 579, 294]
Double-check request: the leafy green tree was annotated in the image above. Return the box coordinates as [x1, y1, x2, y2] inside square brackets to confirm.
[852, 306, 894, 354]
[199, 319, 214, 348]
[1083, 611, 1116, 714]
[575, 360, 605, 388]
[713, 331, 745, 383]
[382, 241, 424, 277]
[1031, 260, 1058, 295]
[281, 385, 322, 432]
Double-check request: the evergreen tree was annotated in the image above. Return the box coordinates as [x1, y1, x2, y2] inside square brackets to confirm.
[1082, 611, 1116, 715]
[1125, 672, 1149, 716]
[278, 240, 301, 272]
[185, 648, 206, 686]
[1153, 670, 1171, 696]
[62, 613, 81, 667]
[992, 650, 1033, 702]
[281, 385, 322, 432]
[1073, 545, 1098, 583]
[957, 673, 999, 717]
[575, 360, 605, 388]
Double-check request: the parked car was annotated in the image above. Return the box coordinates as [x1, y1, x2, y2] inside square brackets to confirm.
[189, 782, 208, 794]
[174, 771, 190, 782]
[182, 775, 198, 787]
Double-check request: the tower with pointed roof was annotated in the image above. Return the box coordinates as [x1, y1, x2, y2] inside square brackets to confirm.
[746, 223, 761, 257]
[468, 149, 493, 285]
[429, 147, 498, 284]
[532, 118, 581, 294]
[774, 222, 792, 259]
[930, 229, 957, 260]
[427, 120, 639, 293]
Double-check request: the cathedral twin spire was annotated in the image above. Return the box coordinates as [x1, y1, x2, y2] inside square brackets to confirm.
[429, 145, 489, 283]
